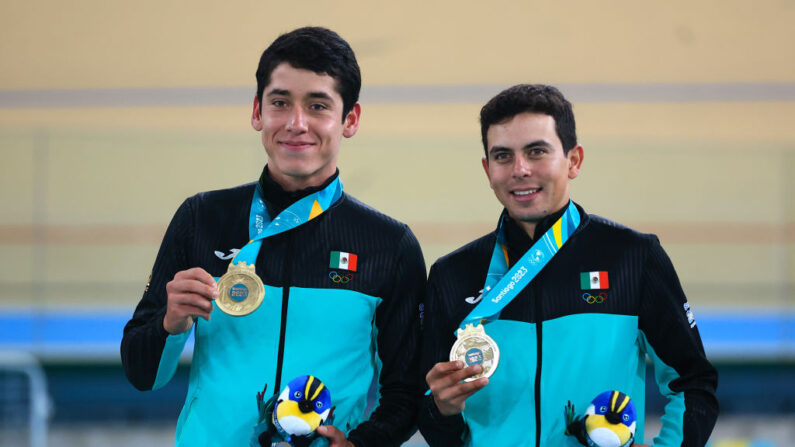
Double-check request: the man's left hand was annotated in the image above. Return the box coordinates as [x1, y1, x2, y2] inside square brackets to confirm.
[316, 425, 353, 447]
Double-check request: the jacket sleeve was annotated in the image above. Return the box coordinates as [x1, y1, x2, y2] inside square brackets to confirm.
[120, 198, 194, 391]
[638, 236, 719, 447]
[346, 226, 427, 447]
[416, 263, 467, 447]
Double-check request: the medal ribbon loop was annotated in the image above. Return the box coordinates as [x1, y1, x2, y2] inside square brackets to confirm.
[233, 177, 343, 266]
[460, 200, 580, 330]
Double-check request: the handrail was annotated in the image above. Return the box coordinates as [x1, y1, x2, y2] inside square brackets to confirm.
[0, 350, 49, 447]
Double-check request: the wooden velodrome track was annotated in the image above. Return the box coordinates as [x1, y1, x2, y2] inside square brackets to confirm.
[1, 0, 793, 312]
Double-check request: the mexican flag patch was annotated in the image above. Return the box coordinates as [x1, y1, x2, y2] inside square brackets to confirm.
[580, 271, 609, 289]
[330, 251, 358, 271]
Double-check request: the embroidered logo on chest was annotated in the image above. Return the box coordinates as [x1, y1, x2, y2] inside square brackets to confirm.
[582, 292, 608, 304]
[329, 251, 357, 271]
[328, 250, 358, 285]
[214, 248, 240, 260]
[580, 271, 609, 290]
[464, 288, 485, 304]
[328, 271, 354, 284]
[580, 271, 610, 304]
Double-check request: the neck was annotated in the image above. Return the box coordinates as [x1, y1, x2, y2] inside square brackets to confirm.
[509, 200, 572, 240]
[259, 166, 339, 218]
[515, 219, 537, 238]
[267, 167, 336, 192]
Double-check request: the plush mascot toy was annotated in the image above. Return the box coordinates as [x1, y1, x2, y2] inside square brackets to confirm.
[565, 390, 637, 447]
[251, 375, 334, 447]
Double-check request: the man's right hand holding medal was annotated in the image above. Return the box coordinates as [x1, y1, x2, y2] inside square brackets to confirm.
[163, 267, 218, 334]
[426, 361, 489, 416]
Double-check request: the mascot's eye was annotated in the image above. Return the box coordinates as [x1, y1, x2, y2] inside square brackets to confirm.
[600, 406, 607, 413]
[316, 401, 323, 408]
[623, 414, 629, 421]
[294, 391, 302, 399]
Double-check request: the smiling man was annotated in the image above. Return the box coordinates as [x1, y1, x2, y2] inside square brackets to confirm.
[418, 84, 718, 446]
[121, 27, 426, 447]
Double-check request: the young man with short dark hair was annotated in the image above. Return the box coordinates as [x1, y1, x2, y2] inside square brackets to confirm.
[121, 27, 425, 447]
[418, 84, 718, 446]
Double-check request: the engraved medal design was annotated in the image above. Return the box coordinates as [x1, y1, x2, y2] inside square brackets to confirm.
[216, 261, 264, 316]
[449, 323, 500, 382]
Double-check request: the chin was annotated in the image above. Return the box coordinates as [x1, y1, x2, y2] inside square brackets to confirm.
[282, 169, 316, 178]
[272, 163, 319, 179]
[509, 209, 547, 223]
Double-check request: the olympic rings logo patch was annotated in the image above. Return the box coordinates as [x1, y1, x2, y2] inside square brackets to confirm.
[582, 292, 608, 304]
[329, 271, 353, 284]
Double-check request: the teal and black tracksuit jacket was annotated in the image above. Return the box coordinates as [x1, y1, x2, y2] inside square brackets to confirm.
[121, 171, 426, 446]
[418, 204, 718, 446]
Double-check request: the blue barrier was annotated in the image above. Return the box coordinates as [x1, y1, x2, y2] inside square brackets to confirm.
[697, 312, 795, 359]
[0, 311, 193, 361]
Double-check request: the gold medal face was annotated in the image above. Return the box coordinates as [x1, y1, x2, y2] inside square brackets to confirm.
[216, 261, 265, 316]
[449, 323, 500, 382]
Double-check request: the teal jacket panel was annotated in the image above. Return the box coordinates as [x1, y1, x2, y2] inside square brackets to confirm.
[280, 286, 383, 434]
[540, 313, 645, 446]
[461, 314, 643, 446]
[462, 320, 537, 446]
[168, 285, 380, 446]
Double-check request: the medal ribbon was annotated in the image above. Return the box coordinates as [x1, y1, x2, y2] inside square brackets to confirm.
[460, 200, 580, 329]
[232, 177, 343, 266]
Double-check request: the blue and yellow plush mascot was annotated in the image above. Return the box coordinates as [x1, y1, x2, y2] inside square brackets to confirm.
[251, 375, 334, 447]
[565, 390, 637, 447]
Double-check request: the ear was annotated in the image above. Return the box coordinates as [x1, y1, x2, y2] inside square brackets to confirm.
[481, 156, 492, 183]
[342, 103, 361, 138]
[251, 96, 263, 131]
[567, 145, 584, 179]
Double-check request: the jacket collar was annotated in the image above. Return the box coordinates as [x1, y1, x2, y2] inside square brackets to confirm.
[258, 166, 340, 218]
[499, 202, 588, 265]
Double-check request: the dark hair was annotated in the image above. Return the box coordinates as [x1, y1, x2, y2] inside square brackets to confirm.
[255, 27, 361, 122]
[479, 84, 577, 156]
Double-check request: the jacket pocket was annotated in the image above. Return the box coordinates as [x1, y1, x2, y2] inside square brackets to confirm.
[175, 393, 198, 444]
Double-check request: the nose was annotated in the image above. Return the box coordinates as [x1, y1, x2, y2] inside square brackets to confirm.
[512, 156, 531, 177]
[286, 107, 308, 133]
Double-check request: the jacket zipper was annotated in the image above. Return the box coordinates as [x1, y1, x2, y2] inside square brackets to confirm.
[273, 231, 294, 394]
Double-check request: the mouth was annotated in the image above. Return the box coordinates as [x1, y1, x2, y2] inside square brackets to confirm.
[511, 187, 541, 199]
[279, 140, 315, 150]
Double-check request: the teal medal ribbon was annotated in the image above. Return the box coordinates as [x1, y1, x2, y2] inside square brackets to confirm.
[214, 176, 343, 316]
[460, 200, 581, 329]
[234, 176, 343, 266]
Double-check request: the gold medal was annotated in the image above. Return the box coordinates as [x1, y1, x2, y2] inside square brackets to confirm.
[216, 261, 264, 316]
[449, 323, 500, 382]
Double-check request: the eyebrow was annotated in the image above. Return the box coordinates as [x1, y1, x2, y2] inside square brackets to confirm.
[307, 91, 333, 101]
[266, 88, 290, 97]
[523, 139, 552, 149]
[265, 89, 333, 102]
